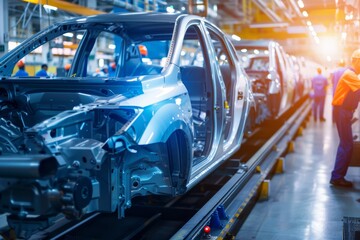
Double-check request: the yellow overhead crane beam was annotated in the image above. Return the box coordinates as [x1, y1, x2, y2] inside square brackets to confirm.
[23, 0, 105, 16]
[225, 0, 337, 41]
[222, 26, 305, 40]
[222, 6, 337, 40]
[222, 25, 335, 40]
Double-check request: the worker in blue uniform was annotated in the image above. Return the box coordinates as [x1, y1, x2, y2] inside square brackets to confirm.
[330, 49, 360, 188]
[14, 61, 29, 77]
[35, 64, 49, 77]
[311, 67, 328, 122]
[331, 60, 346, 95]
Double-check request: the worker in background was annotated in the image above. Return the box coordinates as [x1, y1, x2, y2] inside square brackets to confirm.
[64, 63, 71, 75]
[108, 62, 116, 77]
[92, 67, 108, 77]
[330, 49, 360, 188]
[331, 60, 346, 94]
[14, 60, 29, 77]
[138, 45, 148, 58]
[311, 67, 328, 122]
[102, 67, 108, 76]
[35, 64, 49, 77]
[330, 60, 347, 122]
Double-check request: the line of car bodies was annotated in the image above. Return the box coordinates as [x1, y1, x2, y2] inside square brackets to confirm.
[232, 39, 319, 129]
[0, 12, 316, 237]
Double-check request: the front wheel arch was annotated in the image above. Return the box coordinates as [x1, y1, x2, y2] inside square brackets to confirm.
[166, 130, 192, 194]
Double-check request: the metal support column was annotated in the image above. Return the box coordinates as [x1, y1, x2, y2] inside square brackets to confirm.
[0, 0, 9, 58]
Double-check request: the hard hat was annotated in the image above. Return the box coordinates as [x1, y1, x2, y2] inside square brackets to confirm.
[138, 45, 148, 56]
[351, 49, 360, 59]
[338, 59, 345, 67]
[17, 60, 25, 68]
[64, 63, 71, 70]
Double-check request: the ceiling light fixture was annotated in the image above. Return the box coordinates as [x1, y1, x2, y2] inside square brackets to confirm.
[44, 4, 58, 11]
[297, 0, 304, 8]
[249, 22, 289, 28]
[231, 34, 241, 41]
[63, 33, 74, 38]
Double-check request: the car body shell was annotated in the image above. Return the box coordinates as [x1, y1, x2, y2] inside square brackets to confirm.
[0, 12, 252, 226]
[232, 39, 296, 117]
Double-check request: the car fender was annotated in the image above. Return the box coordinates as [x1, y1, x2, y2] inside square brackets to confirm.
[138, 103, 193, 145]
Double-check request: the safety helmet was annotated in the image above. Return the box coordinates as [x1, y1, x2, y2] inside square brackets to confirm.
[64, 63, 71, 70]
[351, 49, 360, 59]
[338, 59, 345, 67]
[110, 62, 116, 69]
[17, 60, 25, 68]
[138, 45, 148, 57]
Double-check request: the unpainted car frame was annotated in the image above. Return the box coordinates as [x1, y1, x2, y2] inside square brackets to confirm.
[233, 40, 297, 119]
[0, 13, 252, 236]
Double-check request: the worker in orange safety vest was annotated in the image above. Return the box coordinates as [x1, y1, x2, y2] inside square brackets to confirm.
[330, 49, 360, 188]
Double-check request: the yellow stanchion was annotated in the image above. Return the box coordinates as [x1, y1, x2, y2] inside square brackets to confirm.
[259, 180, 270, 200]
[287, 140, 295, 153]
[274, 157, 285, 173]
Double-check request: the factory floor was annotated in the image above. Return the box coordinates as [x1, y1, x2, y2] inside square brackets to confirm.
[236, 94, 360, 240]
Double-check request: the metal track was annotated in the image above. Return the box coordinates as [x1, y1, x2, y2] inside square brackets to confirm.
[21, 98, 311, 240]
[171, 99, 311, 239]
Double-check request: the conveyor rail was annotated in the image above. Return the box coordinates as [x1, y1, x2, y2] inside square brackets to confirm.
[171, 99, 311, 239]
[13, 98, 311, 240]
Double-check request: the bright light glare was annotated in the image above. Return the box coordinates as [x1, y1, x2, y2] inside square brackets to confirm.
[341, 32, 347, 40]
[63, 41, 73, 46]
[231, 34, 241, 41]
[345, 14, 353, 20]
[76, 18, 87, 22]
[63, 32, 74, 38]
[307, 21, 312, 26]
[297, 0, 304, 8]
[108, 44, 116, 49]
[99, 59, 104, 68]
[254, 49, 259, 54]
[175, 98, 182, 105]
[315, 36, 320, 44]
[44, 4, 58, 11]
[302, 11, 308, 17]
[240, 49, 247, 53]
[166, 6, 175, 13]
[318, 37, 340, 56]
[142, 58, 152, 65]
[8, 41, 20, 51]
[76, 34, 83, 40]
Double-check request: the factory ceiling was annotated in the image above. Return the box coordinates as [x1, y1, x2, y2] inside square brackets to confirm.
[6, 0, 359, 63]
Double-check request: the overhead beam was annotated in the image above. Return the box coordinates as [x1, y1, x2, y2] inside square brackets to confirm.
[251, 0, 283, 22]
[23, 0, 105, 16]
[306, 8, 336, 23]
[222, 24, 334, 40]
